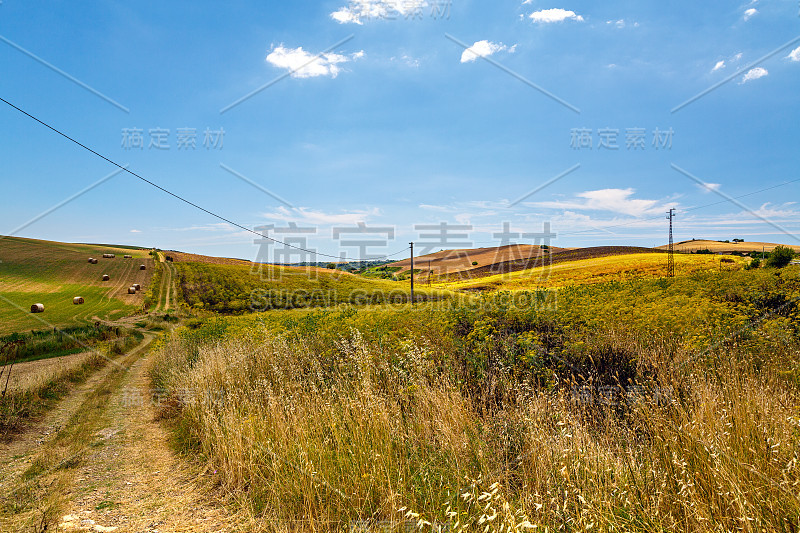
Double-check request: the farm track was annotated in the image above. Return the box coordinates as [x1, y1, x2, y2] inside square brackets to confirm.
[0, 335, 154, 493]
[153, 253, 176, 313]
[0, 329, 245, 531]
[162, 261, 175, 312]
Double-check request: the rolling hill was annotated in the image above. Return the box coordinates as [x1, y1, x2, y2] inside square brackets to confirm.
[389, 244, 665, 281]
[443, 252, 745, 291]
[657, 239, 800, 254]
[0, 236, 154, 334]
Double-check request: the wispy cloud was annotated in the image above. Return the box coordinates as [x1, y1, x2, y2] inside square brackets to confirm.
[266, 45, 363, 78]
[696, 182, 721, 193]
[787, 46, 800, 62]
[743, 7, 758, 21]
[528, 8, 584, 23]
[605, 19, 638, 28]
[711, 52, 742, 73]
[391, 54, 421, 68]
[262, 206, 381, 225]
[526, 188, 676, 217]
[740, 66, 768, 84]
[460, 40, 516, 63]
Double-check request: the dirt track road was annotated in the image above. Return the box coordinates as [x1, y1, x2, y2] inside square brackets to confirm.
[0, 332, 245, 532]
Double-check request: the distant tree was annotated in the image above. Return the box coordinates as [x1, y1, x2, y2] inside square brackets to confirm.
[471, 261, 478, 266]
[732, 238, 744, 243]
[695, 249, 713, 254]
[326, 263, 336, 269]
[766, 246, 796, 268]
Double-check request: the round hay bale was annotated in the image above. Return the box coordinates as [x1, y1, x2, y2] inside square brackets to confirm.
[102, 274, 110, 281]
[88, 258, 95, 263]
[124, 255, 132, 259]
[73, 296, 84, 305]
[139, 264, 146, 270]
[128, 287, 136, 294]
[133, 283, 141, 291]
[30, 303, 44, 313]
[92, 258, 98, 264]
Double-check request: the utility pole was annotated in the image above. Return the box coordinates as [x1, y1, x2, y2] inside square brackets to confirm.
[666, 208, 676, 278]
[428, 259, 431, 287]
[409, 242, 414, 305]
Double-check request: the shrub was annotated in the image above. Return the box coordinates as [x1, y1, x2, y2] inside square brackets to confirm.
[766, 245, 796, 268]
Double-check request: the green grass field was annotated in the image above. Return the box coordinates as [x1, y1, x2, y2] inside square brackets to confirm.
[174, 261, 453, 313]
[0, 236, 154, 334]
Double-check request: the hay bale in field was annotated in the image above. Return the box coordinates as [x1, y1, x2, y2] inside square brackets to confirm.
[128, 287, 136, 294]
[124, 255, 132, 259]
[133, 283, 141, 291]
[139, 264, 146, 270]
[73, 296, 84, 305]
[92, 258, 99, 264]
[102, 274, 110, 281]
[30, 303, 44, 313]
[88, 258, 95, 263]
[102, 253, 116, 259]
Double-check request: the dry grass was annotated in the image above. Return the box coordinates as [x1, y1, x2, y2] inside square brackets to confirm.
[0, 351, 94, 394]
[658, 239, 800, 253]
[152, 320, 800, 532]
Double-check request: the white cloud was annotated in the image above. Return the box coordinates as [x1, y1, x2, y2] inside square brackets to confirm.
[696, 182, 721, 193]
[528, 8, 584, 23]
[266, 45, 362, 78]
[419, 204, 453, 212]
[740, 66, 768, 84]
[130, 229, 141, 233]
[787, 46, 800, 62]
[527, 188, 674, 217]
[460, 40, 515, 63]
[743, 7, 758, 20]
[713, 53, 742, 72]
[262, 206, 380, 226]
[330, 0, 427, 24]
[391, 54, 420, 68]
[605, 19, 636, 28]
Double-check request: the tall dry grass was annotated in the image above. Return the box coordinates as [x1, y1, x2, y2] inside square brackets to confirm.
[151, 317, 800, 532]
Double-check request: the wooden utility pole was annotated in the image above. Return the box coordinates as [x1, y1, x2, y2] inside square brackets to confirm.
[428, 259, 431, 287]
[666, 208, 675, 277]
[409, 242, 414, 305]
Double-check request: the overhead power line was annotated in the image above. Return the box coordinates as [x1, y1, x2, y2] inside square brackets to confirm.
[0, 97, 409, 263]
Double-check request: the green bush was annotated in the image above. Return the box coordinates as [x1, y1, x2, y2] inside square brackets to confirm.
[766, 245, 796, 268]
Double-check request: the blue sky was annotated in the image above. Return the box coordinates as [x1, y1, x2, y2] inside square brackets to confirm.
[1, 0, 799, 261]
